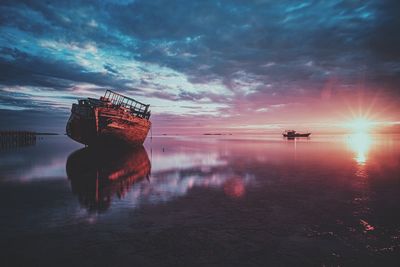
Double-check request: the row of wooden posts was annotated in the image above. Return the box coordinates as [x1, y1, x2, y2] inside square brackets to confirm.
[0, 131, 37, 149]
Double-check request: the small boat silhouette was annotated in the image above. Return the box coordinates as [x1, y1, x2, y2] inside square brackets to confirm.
[282, 130, 311, 138]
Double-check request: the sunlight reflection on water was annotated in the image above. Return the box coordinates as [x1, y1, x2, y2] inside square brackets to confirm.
[1, 134, 400, 266]
[346, 132, 372, 165]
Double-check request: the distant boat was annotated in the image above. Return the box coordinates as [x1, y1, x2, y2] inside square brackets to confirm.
[66, 90, 151, 147]
[282, 130, 311, 138]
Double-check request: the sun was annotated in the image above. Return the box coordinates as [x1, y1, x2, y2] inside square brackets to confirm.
[344, 117, 374, 133]
[344, 117, 375, 133]
[352, 118, 371, 132]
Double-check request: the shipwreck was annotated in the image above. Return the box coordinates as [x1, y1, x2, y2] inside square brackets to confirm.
[66, 90, 151, 147]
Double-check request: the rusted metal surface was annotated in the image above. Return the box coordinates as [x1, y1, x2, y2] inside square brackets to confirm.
[103, 90, 150, 119]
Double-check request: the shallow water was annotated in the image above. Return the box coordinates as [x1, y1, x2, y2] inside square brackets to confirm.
[0, 134, 399, 266]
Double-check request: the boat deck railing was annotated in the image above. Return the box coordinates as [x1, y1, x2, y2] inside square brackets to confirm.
[102, 90, 151, 119]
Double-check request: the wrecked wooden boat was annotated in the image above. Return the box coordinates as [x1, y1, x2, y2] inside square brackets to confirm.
[66, 90, 151, 147]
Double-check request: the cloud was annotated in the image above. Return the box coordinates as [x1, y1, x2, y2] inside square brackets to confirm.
[0, 47, 134, 90]
[0, 0, 399, 131]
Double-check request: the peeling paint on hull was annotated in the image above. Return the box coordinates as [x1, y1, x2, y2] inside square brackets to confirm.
[66, 93, 151, 147]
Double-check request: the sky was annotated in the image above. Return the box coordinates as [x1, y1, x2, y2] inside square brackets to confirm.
[0, 0, 399, 134]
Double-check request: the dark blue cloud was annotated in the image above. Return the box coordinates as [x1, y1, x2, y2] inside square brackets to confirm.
[0, 47, 135, 90]
[118, 0, 399, 91]
[2, 0, 399, 88]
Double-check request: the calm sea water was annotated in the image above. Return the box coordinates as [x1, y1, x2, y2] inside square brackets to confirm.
[0, 134, 399, 266]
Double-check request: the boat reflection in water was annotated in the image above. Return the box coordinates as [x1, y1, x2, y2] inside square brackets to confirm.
[66, 145, 151, 212]
[3, 134, 400, 266]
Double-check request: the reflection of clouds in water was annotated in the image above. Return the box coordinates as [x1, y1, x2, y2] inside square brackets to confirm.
[1, 151, 74, 182]
[66, 144, 254, 212]
[123, 152, 254, 207]
[151, 151, 226, 172]
[0, 136, 81, 182]
[66, 144, 255, 213]
[20, 158, 67, 181]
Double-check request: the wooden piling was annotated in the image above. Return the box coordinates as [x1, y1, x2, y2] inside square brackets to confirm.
[0, 131, 37, 150]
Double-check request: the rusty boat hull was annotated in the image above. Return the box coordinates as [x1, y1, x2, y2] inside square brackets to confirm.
[66, 90, 151, 147]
